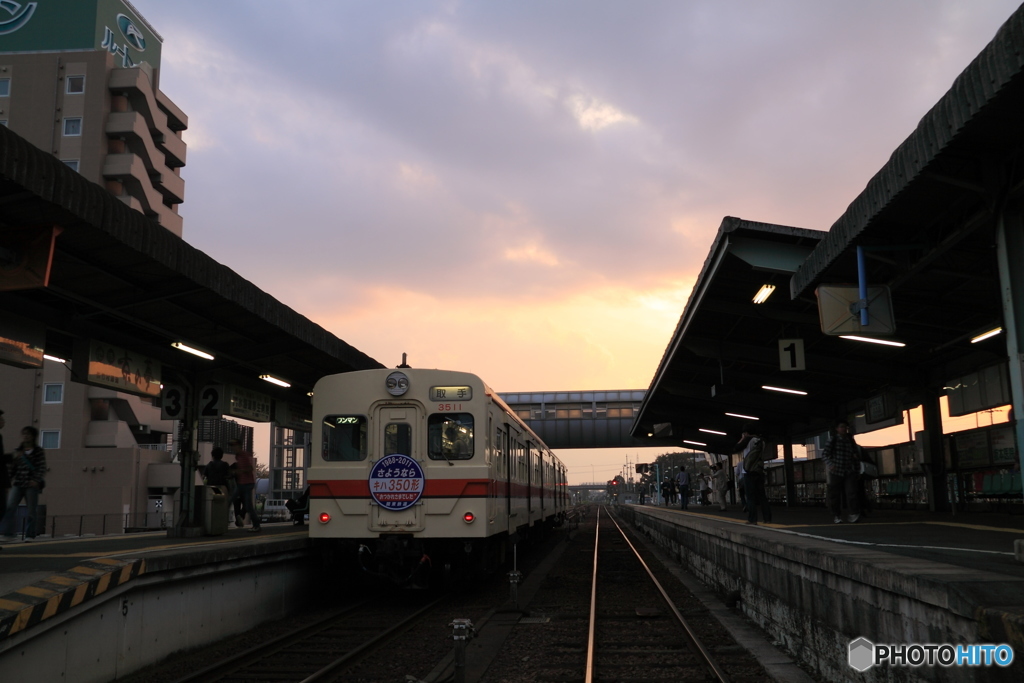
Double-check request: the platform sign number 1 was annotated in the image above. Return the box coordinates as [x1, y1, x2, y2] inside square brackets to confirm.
[779, 339, 805, 372]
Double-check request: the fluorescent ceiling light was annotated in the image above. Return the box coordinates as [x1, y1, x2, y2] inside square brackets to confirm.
[43, 354, 67, 363]
[762, 385, 808, 396]
[725, 412, 759, 420]
[172, 342, 214, 360]
[971, 327, 1002, 344]
[683, 440, 707, 446]
[260, 374, 291, 388]
[752, 284, 776, 304]
[839, 335, 906, 347]
[699, 428, 727, 435]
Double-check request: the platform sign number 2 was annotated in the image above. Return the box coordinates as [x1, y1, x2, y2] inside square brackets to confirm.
[779, 339, 805, 372]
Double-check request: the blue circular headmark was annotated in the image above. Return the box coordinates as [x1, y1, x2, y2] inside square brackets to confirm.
[369, 454, 425, 511]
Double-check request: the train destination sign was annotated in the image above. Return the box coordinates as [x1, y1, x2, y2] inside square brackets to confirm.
[430, 386, 472, 401]
[369, 454, 425, 511]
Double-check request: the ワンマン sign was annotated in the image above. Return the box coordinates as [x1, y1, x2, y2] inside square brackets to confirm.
[0, 0, 161, 71]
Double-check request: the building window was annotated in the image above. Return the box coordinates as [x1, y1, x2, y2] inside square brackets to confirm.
[62, 159, 79, 172]
[40, 430, 60, 449]
[63, 117, 82, 136]
[66, 75, 85, 94]
[0, 78, 9, 97]
[43, 383, 64, 404]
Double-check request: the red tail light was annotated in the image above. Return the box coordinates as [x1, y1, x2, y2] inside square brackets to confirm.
[463, 512, 475, 523]
[318, 512, 331, 524]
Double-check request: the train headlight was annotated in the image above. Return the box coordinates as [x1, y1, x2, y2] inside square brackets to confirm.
[463, 511, 475, 524]
[318, 512, 331, 524]
[385, 371, 410, 396]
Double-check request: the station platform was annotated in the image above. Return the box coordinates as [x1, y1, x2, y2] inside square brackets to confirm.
[635, 501, 1024, 577]
[0, 524, 310, 645]
[619, 502, 1024, 681]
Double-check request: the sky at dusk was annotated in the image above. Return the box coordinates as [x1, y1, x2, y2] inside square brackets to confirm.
[131, 0, 1022, 482]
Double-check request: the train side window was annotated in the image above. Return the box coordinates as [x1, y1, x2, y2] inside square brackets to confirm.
[428, 413, 474, 460]
[384, 423, 413, 456]
[322, 415, 367, 461]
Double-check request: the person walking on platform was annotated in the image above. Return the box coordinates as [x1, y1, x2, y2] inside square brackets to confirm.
[738, 424, 771, 525]
[1, 426, 46, 540]
[0, 410, 10, 547]
[226, 438, 261, 532]
[675, 467, 690, 510]
[734, 460, 746, 511]
[698, 475, 709, 505]
[823, 420, 862, 523]
[713, 463, 729, 511]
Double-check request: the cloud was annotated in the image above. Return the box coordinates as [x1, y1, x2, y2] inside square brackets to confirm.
[567, 94, 638, 131]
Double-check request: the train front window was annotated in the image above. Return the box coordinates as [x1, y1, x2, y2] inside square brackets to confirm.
[428, 413, 474, 460]
[384, 423, 412, 455]
[322, 416, 367, 461]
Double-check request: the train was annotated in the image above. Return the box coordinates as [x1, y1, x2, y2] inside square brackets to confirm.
[307, 367, 569, 583]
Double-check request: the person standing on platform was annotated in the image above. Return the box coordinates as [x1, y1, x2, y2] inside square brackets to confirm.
[226, 438, 261, 532]
[675, 467, 690, 510]
[713, 463, 729, 511]
[822, 420, 862, 523]
[739, 424, 772, 525]
[0, 410, 10, 546]
[204, 447, 231, 491]
[698, 475, 709, 505]
[667, 476, 677, 506]
[1, 426, 46, 540]
[734, 460, 747, 512]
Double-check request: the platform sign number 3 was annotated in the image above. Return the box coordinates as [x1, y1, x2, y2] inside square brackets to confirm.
[779, 339, 805, 372]
[160, 384, 186, 420]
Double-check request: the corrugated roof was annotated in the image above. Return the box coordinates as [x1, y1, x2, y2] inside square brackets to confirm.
[790, 5, 1024, 298]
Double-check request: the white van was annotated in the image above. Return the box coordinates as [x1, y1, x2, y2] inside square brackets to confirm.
[262, 499, 289, 522]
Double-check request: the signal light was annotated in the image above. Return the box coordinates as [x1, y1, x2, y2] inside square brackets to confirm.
[318, 512, 331, 524]
[463, 511, 475, 523]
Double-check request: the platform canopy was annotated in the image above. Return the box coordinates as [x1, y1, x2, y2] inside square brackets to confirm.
[0, 124, 383, 407]
[633, 8, 1024, 452]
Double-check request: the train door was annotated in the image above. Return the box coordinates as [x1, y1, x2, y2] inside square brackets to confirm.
[526, 443, 534, 515]
[497, 424, 511, 524]
[539, 449, 545, 514]
[368, 402, 425, 532]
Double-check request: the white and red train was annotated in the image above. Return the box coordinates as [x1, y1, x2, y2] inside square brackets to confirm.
[308, 367, 568, 582]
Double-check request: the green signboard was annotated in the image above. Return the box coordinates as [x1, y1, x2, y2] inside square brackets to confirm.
[0, 0, 161, 71]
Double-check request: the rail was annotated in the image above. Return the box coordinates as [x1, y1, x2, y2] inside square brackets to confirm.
[585, 505, 731, 683]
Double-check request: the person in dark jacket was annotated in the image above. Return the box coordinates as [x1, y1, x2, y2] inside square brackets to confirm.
[204, 447, 231, 491]
[822, 420, 862, 524]
[1, 426, 46, 540]
[0, 410, 11, 542]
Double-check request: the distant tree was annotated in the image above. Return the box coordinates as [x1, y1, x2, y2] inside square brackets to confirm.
[255, 460, 270, 479]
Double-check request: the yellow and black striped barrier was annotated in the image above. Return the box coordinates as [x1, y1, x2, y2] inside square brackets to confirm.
[0, 558, 146, 640]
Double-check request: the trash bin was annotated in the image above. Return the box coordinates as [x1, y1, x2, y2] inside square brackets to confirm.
[203, 486, 229, 536]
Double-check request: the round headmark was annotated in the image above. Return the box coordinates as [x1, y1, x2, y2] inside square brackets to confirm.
[385, 371, 409, 396]
[369, 454, 424, 511]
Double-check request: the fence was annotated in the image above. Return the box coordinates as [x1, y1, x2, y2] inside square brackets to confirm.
[41, 512, 173, 539]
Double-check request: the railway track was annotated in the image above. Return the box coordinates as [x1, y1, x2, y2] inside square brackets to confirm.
[585, 506, 730, 682]
[171, 595, 445, 683]
[480, 505, 764, 682]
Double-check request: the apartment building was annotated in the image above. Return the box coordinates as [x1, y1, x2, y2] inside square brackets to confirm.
[0, 0, 186, 235]
[0, 0, 190, 527]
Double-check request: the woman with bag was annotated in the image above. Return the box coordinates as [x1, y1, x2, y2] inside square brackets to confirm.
[1, 426, 46, 541]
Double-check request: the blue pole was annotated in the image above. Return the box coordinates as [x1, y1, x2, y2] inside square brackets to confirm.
[857, 246, 869, 326]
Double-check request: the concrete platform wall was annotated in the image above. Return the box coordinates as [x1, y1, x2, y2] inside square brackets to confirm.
[620, 506, 1023, 683]
[0, 547, 315, 682]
